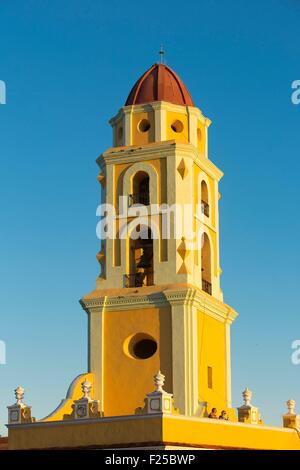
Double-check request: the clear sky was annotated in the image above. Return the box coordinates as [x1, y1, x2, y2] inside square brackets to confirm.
[0, 0, 300, 435]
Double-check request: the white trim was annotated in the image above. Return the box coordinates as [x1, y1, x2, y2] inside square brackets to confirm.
[81, 286, 238, 324]
[123, 161, 159, 205]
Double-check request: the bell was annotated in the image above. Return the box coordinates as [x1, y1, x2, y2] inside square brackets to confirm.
[136, 248, 152, 269]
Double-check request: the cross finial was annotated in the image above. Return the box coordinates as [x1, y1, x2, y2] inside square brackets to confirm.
[159, 44, 164, 64]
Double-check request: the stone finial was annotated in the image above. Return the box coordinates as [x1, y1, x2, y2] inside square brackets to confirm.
[154, 371, 165, 392]
[286, 399, 296, 415]
[15, 386, 25, 405]
[143, 371, 175, 415]
[7, 386, 34, 425]
[242, 387, 252, 407]
[283, 399, 300, 430]
[81, 379, 92, 399]
[237, 387, 262, 425]
[71, 377, 102, 420]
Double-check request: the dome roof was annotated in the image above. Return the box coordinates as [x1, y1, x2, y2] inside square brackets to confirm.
[125, 63, 194, 107]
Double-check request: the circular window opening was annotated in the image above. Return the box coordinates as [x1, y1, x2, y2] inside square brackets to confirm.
[126, 334, 157, 359]
[138, 119, 151, 133]
[171, 120, 184, 133]
[133, 339, 157, 359]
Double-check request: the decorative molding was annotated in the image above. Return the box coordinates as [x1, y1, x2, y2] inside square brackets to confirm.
[70, 379, 103, 421]
[97, 174, 106, 187]
[7, 386, 35, 425]
[237, 388, 262, 425]
[177, 158, 188, 180]
[142, 371, 176, 415]
[80, 286, 238, 324]
[283, 400, 300, 430]
[97, 141, 223, 183]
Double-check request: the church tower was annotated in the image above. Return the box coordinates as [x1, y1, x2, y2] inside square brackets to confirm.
[80, 62, 238, 419]
[8, 60, 300, 452]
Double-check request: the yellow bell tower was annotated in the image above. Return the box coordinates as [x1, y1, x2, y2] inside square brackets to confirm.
[80, 63, 238, 419]
[8, 61, 300, 452]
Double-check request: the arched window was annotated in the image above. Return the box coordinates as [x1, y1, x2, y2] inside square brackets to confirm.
[129, 171, 150, 206]
[125, 225, 154, 287]
[201, 180, 210, 217]
[202, 233, 212, 295]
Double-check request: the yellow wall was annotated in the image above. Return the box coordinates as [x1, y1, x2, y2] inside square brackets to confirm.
[103, 306, 172, 416]
[132, 111, 155, 145]
[197, 120, 206, 156]
[163, 415, 300, 450]
[192, 165, 218, 278]
[207, 174, 216, 227]
[9, 414, 300, 450]
[8, 415, 163, 450]
[197, 310, 227, 412]
[114, 158, 163, 208]
[166, 111, 189, 143]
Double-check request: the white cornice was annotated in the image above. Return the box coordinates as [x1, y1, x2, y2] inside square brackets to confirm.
[80, 286, 238, 325]
[96, 141, 223, 182]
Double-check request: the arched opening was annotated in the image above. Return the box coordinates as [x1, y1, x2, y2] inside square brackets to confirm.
[201, 180, 210, 217]
[125, 225, 154, 287]
[202, 233, 212, 295]
[129, 171, 150, 206]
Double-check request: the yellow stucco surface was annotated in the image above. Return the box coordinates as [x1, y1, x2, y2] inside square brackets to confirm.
[131, 111, 155, 145]
[42, 373, 94, 422]
[8, 414, 300, 450]
[166, 111, 189, 143]
[103, 307, 172, 416]
[197, 312, 227, 413]
[163, 415, 300, 450]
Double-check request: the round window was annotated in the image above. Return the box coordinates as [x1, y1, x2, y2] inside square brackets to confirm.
[138, 119, 151, 133]
[133, 339, 157, 359]
[171, 120, 184, 133]
[125, 333, 158, 359]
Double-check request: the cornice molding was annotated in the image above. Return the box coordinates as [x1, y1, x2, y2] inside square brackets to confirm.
[80, 286, 238, 325]
[109, 101, 207, 123]
[96, 141, 223, 182]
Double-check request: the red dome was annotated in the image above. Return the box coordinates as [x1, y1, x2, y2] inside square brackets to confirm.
[125, 63, 194, 107]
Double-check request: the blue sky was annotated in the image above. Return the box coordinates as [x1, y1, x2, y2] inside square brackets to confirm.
[0, 0, 300, 435]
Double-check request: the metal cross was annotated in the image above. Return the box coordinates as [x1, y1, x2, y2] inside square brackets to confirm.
[159, 44, 164, 64]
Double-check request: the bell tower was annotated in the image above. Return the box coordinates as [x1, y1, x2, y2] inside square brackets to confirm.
[81, 63, 238, 419]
